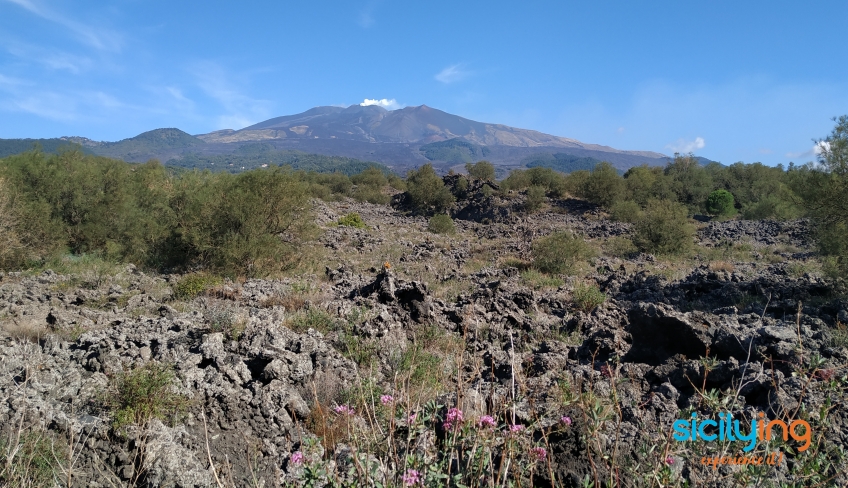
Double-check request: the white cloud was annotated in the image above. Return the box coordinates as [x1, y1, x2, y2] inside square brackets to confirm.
[786, 141, 830, 160]
[435, 63, 471, 84]
[665, 136, 705, 154]
[4, 0, 122, 52]
[360, 98, 401, 110]
[6, 41, 93, 73]
[190, 62, 272, 129]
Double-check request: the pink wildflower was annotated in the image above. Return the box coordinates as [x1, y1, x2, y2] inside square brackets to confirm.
[333, 405, 354, 416]
[443, 407, 464, 430]
[561, 416, 572, 426]
[531, 447, 547, 461]
[478, 415, 496, 428]
[666, 455, 674, 465]
[407, 412, 418, 424]
[290, 451, 304, 465]
[380, 395, 394, 406]
[402, 469, 421, 486]
[508, 424, 524, 433]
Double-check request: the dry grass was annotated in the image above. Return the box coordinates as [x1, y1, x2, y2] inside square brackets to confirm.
[708, 260, 735, 272]
[0, 319, 49, 343]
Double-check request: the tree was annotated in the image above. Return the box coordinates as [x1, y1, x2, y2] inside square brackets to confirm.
[405, 163, 455, 214]
[465, 160, 496, 181]
[664, 153, 713, 213]
[582, 161, 623, 208]
[806, 115, 848, 275]
[706, 189, 735, 217]
[632, 199, 694, 255]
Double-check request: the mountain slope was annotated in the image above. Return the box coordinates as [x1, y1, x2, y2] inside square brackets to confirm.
[201, 104, 666, 159]
[94, 128, 205, 161]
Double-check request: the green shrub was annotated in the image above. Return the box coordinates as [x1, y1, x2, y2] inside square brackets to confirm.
[387, 174, 406, 191]
[465, 160, 496, 181]
[337, 213, 367, 228]
[563, 170, 590, 198]
[427, 214, 456, 234]
[706, 189, 735, 217]
[603, 236, 638, 258]
[632, 199, 694, 255]
[0, 429, 64, 487]
[405, 163, 455, 214]
[0, 150, 315, 276]
[520, 269, 564, 289]
[531, 231, 594, 274]
[352, 186, 390, 204]
[609, 199, 642, 223]
[572, 282, 606, 312]
[286, 308, 337, 334]
[0, 177, 27, 269]
[350, 167, 388, 188]
[524, 185, 546, 213]
[582, 161, 623, 208]
[172, 273, 222, 300]
[481, 184, 494, 198]
[107, 363, 190, 431]
[500, 169, 531, 191]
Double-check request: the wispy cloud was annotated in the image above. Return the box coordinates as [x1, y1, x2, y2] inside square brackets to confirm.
[360, 98, 401, 110]
[435, 63, 471, 84]
[665, 136, 705, 154]
[786, 141, 829, 160]
[357, 0, 378, 28]
[4, 0, 122, 52]
[190, 62, 272, 129]
[6, 41, 93, 74]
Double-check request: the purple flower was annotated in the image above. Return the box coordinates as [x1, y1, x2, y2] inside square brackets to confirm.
[333, 405, 354, 416]
[291, 451, 304, 465]
[561, 416, 572, 426]
[665, 455, 674, 465]
[478, 415, 496, 428]
[508, 424, 524, 433]
[407, 412, 418, 424]
[402, 469, 421, 486]
[531, 447, 547, 461]
[444, 407, 464, 430]
[380, 395, 394, 406]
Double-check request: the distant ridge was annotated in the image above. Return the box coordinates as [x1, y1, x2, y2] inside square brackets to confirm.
[4, 104, 718, 173]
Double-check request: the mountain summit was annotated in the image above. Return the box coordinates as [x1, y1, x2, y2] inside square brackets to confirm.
[196, 104, 663, 159]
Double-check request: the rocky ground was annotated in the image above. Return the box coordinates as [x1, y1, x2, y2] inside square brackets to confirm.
[1, 192, 846, 487]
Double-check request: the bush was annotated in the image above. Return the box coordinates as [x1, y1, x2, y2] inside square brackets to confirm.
[572, 282, 606, 312]
[706, 189, 735, 217]
[0, 151, 315, 276]
[107, 362, 190, 431]
[632, 199, 694, 255]
[500, 169, 531, 191]
[609, 199, 642, 223]
[582, 161, 623, 208]
[465, 160, 495, 181]
[0, 177, 26, 269]
[524, 185, 546, 213]
[405, 164, 455, 214]
[337, 213, 367, 228]
[286, 308, 337, 334]
[603, 236, 638, 258]
[172, 273, 222, 300]
[0, 429, 63, 487]
[427, 214, 456, 234]
[531, 231, 594, 274]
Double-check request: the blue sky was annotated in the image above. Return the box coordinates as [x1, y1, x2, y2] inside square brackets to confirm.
[1, 0, 847, 166]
